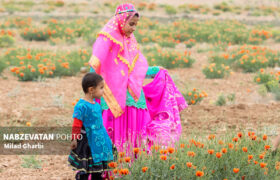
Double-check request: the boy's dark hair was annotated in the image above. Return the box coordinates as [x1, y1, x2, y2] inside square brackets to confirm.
[82, 72, 103, 93]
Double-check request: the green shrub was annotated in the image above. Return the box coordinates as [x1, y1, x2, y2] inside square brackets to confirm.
[203, 63, 231, 79]
[21, 155, 42, 169]
[183, 88, 207, 105]
[258, 84, 268, 97]
[215, 94, 227, 106]
[0, 59, 7, 74]
[165, 5, 177, 15]
[254, 71, 276, 84]
[144, 47, 195, 69]
[0, 35, 15, 47]
[214, 2, 232, 12]
[212, 10, 221, 16]
[273, 90, 280, 101]
[254, 70, 279, 92]
[227, 93, 236, 103]
[3, 48, 90, 81]
[21, 27, 51, 41]
[266, 80, 280, 92]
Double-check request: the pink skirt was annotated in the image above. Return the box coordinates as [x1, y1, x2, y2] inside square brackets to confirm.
[102, 106, 151, 152]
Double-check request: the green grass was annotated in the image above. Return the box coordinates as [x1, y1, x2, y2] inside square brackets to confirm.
[21, 155, 42, 169]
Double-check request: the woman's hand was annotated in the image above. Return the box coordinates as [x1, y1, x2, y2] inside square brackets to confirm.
[71, 139, 77, 150]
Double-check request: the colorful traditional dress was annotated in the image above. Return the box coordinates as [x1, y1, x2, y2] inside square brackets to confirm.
[143, 69, 188, 146]
[89, 3, 160, 151]
[68, 99, 114, 174]
[89, 3, 186, 151]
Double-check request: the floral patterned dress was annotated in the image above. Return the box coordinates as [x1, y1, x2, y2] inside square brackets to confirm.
[68, 99, 114, 173]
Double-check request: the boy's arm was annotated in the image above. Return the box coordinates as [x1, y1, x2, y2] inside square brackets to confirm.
[71, 118, 83, 140]
[71, 118, 82, 150]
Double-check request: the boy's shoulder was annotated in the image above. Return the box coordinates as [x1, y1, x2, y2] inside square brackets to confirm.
[74, 99, 85, 110]
[72, 99, 86, 120]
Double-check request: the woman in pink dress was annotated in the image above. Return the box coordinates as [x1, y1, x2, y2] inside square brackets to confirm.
[89, 3, 187, 152]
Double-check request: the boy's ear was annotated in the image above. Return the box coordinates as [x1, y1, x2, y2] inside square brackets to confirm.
[88, 87, 94, 92]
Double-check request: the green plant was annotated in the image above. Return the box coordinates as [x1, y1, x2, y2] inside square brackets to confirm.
[212, 10, 221, 16]
[0, 59, 7, 74]
[21, 27, 52, 41]
[254, 71, 276, 84]
[46, 18, 101, 45]
[273, 90, 280, 101]
[215, 94, 227, 106]
[165, 5, 177, 15]
[228, 45, 279, 73]
[183, 88, 208, 105]
[137, 2, 147, 11]
[0, 35, 15, 47]
[258, 84, 268, 97]
[254, 70, 280, 92]
[21, 155, 42, 169]
[144, 47, 195, 69]
[266, 80, 280, 92]
[55, 0, 64, 7]
[214, 2, 232, 12]
[227, 93, 236, 103]
[3, 48, 90, 81]
[0, 17, 32, 28]
[203, 63, 231, 79]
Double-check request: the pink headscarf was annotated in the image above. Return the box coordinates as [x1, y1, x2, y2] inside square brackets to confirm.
[89, 3, 148, 118]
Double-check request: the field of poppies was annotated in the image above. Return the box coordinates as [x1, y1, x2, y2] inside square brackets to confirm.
[108, 132, 280, 179]
[0, 0, 280, 179]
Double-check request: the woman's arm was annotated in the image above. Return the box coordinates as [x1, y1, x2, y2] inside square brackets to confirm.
[89, 35, 112, 74]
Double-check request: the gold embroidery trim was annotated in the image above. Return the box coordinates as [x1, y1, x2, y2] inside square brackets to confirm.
[88, 58, 124, 117]
[71, 151, 92, 160]
[89, 55, 101, 74]
[98, 31, 139, 74]
[121, 70, 125, 76]
[103, 81, 124, 118]
[98, 31, 123, 51]
[129, 53, 139, 73]
[68, 162, 110, 173]
[128, 86, 139, 102]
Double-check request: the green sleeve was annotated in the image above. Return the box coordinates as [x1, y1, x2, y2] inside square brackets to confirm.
[146, 66, 160, 78]
[90, 67, 95, 72]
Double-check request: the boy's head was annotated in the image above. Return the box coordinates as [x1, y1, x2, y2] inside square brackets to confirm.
[82, 72, 104, 99]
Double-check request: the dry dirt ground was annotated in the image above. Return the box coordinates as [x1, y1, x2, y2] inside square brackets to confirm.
[0, 0, 280, 179]
[0, 45, 280, 179]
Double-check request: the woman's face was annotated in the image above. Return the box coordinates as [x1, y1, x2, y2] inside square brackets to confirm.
[123, 15, 139, 37]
